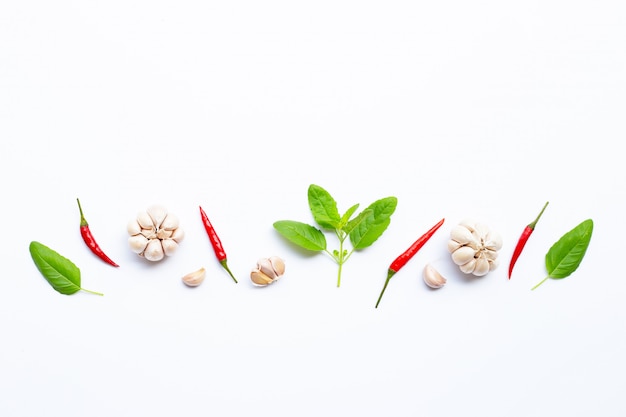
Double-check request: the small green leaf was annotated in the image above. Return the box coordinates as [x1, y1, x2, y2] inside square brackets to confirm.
[273, 220, 327, 251]
[343, 208, 372, 235]
[29, 241, 103, 296]
[546, 219, 593, 279]
[338, 203, 360, 229]
[349, 197, 398, 250]
[308, 184, 341, 229]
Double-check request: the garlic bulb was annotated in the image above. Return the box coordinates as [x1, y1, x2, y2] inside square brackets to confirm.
[447, 219, 502, 276]
[127, 205, 184, 262]
[250, 256, 286, 286]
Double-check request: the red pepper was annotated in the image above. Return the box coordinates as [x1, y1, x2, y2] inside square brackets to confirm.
[76, 198, 119, 267]
[199, 205, 238, 283]
[508, 201, 549, 279]
[375, 218, 445, 308]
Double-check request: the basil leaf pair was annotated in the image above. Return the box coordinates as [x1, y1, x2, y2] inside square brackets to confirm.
[274, 184, 397, 287]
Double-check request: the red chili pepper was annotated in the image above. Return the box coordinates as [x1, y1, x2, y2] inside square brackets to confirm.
[375, 218, 445, 308]
[76, 198, 119, 267]
[199, 205, 238, 283]
[508, 201, 549, 280]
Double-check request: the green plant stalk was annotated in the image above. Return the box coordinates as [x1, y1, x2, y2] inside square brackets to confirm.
[531, 276, 549, 290]
[327, 230, 354, 287]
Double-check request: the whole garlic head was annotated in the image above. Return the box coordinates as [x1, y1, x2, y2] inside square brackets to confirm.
[250, 256, 286, 286]
[447, 219, 502, 276]
[127, 205, 184, 262]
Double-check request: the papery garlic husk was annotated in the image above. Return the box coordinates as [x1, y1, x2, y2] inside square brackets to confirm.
[182, 267, 206, 287]
[250, 256, 286, 286]
[447, 219, 502, 277]
[423, 264, 446, 289]
[127, 205, 184, 262]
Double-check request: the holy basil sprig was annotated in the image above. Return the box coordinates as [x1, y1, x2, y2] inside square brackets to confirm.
[29, 241, 103, 296]
[531, 219, 593, 290]
[274, 184, 397, 287]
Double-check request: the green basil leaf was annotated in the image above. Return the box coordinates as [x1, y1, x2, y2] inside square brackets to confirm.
[273, 220, 327, 251]
[338, 203, 360, 229]
[308, 184, 341, 229]
[29, 241, 83, 295]
[349, 196, 398, 250]
[343, 208, 372, 235]
[546, 219, 593, 279]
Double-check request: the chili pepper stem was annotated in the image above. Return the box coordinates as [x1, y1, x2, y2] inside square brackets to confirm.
[220, 260, 238, 283]
[531, 276, 550, 290]
[529, 201, 550, 230]
[76, 198, 88, 227]
[375, 270, 396, 308]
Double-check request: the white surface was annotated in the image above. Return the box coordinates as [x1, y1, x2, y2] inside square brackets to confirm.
[1, 1, 625, 416]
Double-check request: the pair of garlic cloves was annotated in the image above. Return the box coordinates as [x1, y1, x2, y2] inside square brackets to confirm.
[250, 256, 286, 286]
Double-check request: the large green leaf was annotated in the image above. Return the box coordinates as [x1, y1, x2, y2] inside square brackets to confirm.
[29, 241, 83, 295]
[349, 197, 397, 250]
[546, 219, 593, 279]
[273, 220, 327, 251]
[308, 184, 341, 229]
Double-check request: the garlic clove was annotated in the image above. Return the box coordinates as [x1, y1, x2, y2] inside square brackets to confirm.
[182, 267, 206, 287]
[128, 234, 149, 254]
[447, 239, 462, 253]
[473, 257, 490, 276]
[451, 246, 476, 265]
[143, 239, 165, 261]
[161, 213, 180, 231]
[459, 259, 476, 274]
[269, 256, 286, 277]
[161, 238, 178, 256]
[423, 264, 446, 289]
[127, 220, 142, 236]
[488, 258, 499, 271]
[449, 225, 476, 245]
[137, 211, 154, 229]
[146, 205, 168, 228]
[459, 219, 477, 232]
[257, 258, 278, 280]
[170, 227, 185, 243]
[250, 270, 274, 286]
[484, 231, 503, 251]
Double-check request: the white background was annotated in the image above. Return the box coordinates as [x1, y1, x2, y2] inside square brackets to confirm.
[1, 1, 625, 416]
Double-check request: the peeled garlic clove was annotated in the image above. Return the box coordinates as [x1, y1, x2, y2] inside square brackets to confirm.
[250, 270, 274, 286]
[143, 239, 165, 261]
[451, 246, 476, 265]
[423, 264, 446, 289]
[182, 267, 206, 287]
[161, 238, 178, 256]
[147, 205, 168, 228]
[129, 234, 149, 254]
[161, 213, 180, 231]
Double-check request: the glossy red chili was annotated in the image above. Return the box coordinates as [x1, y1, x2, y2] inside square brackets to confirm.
[375, 217, 445, 308]
[199, 205, 238, 283]
[76, 198, 119, 267]
[508, 201, 549, 279]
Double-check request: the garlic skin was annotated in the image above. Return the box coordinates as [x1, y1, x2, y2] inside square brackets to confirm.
[182, 267, 206, 287]
[250, 256, 286, 286]
[423, 264, 447, 289]
[127, 205, 184, 262]
[447, 219, 502, 276]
